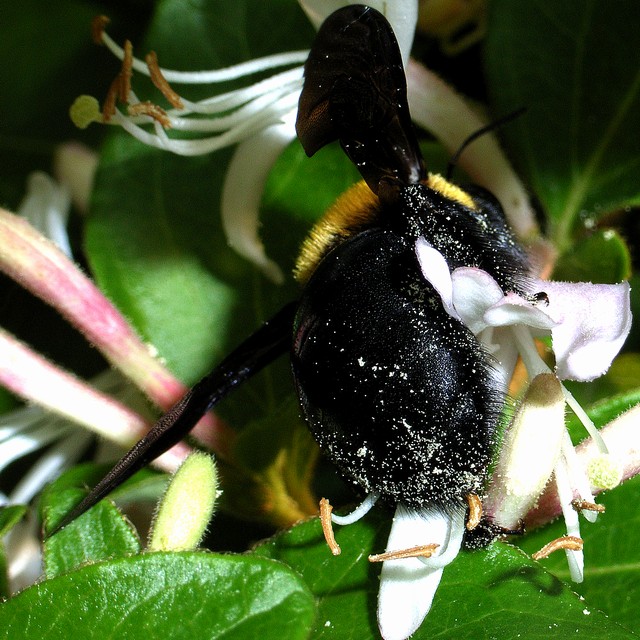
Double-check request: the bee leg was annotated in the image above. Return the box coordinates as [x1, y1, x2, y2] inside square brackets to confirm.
[47, 301, 298, 537]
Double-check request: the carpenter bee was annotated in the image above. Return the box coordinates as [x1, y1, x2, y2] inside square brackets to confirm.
[54, 5, 529, 560]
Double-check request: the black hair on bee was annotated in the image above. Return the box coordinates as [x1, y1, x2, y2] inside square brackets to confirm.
[52, 4, 529, 544]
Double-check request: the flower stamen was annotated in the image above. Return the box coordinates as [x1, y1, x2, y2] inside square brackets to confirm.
[532, 535, 584, 560]
[571, 499, 606, 514]
[466, 493, 483, 530]
[128, 101, 171, 127]
[120, 40, 133, 101]
[319, 497, 341, 556]
[146, 51, 184, 110]
[91, 15, 110, 45]
[369, 544, 440, 563]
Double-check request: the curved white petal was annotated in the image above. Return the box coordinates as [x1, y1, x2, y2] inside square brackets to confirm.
[484, 373, 565, 529]
[554, 457, 584, 583]
[221, 114, 297, 283]
[299, 0, 418, 65]
[378, 505, 464, 640]
[17, 172, 72, 258]
[415, 237, 459, 319]
[483, 291, 558, 331]
[450, 267, 504, 334]
[405, 60, 538, 240]
[539, 280, 632, 381]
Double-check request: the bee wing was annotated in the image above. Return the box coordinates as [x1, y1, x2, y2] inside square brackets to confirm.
[296, 5, 425, 197]
[49, 302, 297, 536]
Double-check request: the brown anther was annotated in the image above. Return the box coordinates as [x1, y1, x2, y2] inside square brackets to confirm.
[466, 493, 483, 530]
[91, 15, 110, 45]
[572, 499, 606, 514]
[146, 51, 184, 110]
[119, 40, 134, 102]
[102, 76, 120, 121]
[532, 535, 584, 560]
[369, 544, 440, 563]
[319, 498, 341, 556]
[128, 102, 172, 128]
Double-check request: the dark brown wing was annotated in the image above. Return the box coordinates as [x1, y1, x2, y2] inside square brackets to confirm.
[296, 5, 425, 197]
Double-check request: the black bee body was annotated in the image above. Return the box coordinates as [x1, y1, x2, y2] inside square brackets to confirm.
[54, 5, 529, 542]
[292, 182, 526, 511]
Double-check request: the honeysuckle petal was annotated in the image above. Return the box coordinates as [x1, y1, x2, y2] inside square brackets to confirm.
[449, 266, 504, 333]
[554, 455, 585, 583]
[17, 173, 72, 258]
[484, 373, 565, 529]
[221, 117, 297, 284]
[483, 291, 558, 331]
[299, 0, 418, 65]
[415, 237, 459, 318]
[378, 505, 465, 640]
[537, 280, 632, 381]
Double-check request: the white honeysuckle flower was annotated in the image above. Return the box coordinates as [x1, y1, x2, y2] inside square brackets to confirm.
[73, 0, 537, 281]
[0, 370, 133, 594]
[415, 236, 632, 583]
[378, 505, 465, 640]
[327, 492, 465, 640]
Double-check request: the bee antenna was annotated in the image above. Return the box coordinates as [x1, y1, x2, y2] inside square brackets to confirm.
[445, 107, 527, 181]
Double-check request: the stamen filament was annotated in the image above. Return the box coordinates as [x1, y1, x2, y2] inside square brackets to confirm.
[571, 499, 605, 514]
[562, 385, 609, 454]
[112, 92, 299, 156]
[146, 51, 184, 109]
[331, 492, 380, 525]
[369, 544, 439, 562]
[98, 26, 308, 84]
[532, 535, 584, 560]
[319, 497, 341, 555]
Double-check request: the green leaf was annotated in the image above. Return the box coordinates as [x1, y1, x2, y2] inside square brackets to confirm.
[254, 509, 636, 638]
[41, 469, 141, 578]
[518, 474, 640, 633]
[485, 1, 640, 249]
[39, 463, 169, 578]
[0, 553, 315, 640]
[552, 230, 632, 284]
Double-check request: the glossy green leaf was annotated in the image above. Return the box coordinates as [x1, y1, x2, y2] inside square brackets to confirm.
[41, 471, 141, 578]
[254, 509, 636, 638]
[486, 1, 640, 249]
[518, 474, 640, 633]
[39, 463, 171, 578]
[552, 229, 632, 284]
[0, 553, 316, 640]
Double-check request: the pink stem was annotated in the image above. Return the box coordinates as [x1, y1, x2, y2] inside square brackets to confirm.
[0, 207, 235, 459]
[0, 327, 189, 472]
